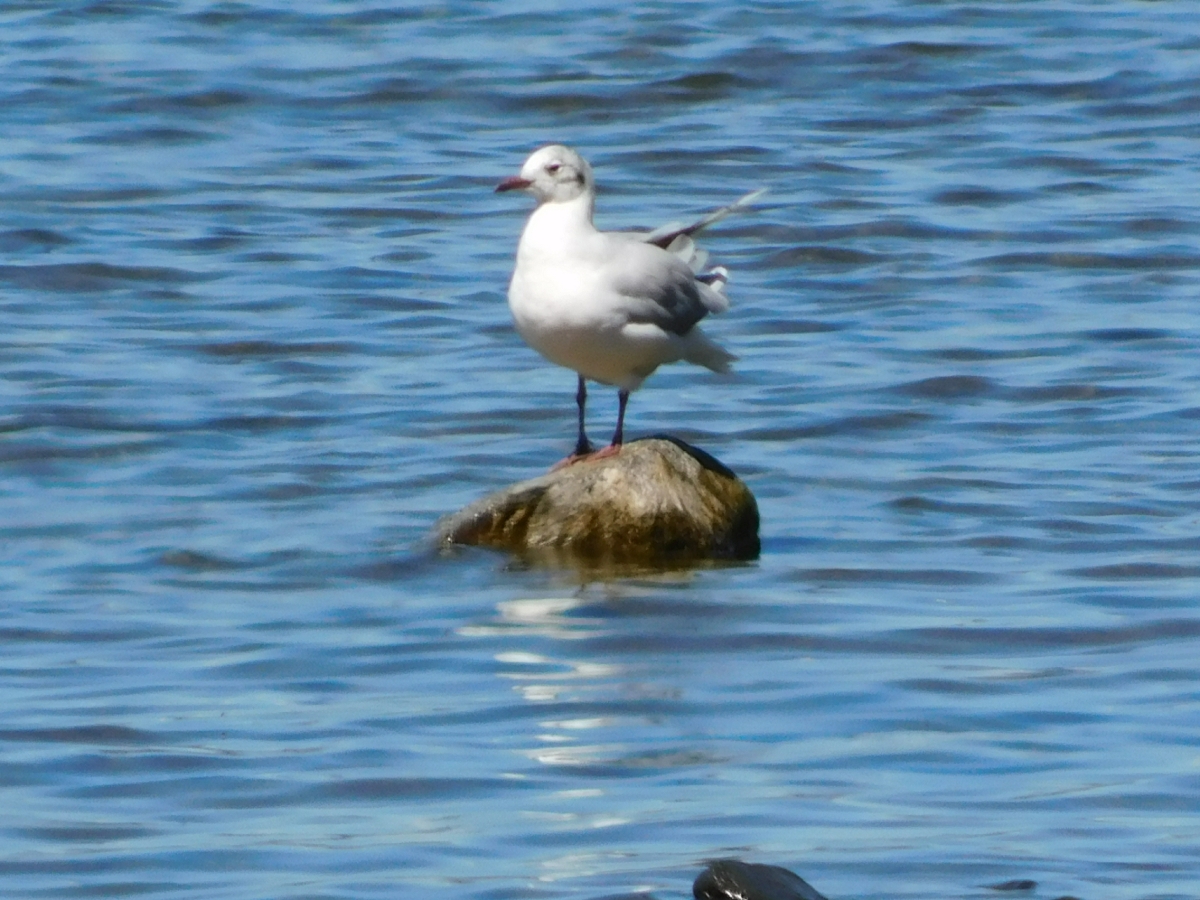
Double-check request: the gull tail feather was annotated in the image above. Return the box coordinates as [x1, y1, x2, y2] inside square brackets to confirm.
[682, 327, 736, 374]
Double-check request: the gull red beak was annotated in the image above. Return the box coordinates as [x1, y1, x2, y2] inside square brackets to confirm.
[495, 175, 532, 193]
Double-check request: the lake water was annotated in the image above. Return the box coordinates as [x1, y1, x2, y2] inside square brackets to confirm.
[2, 2, 1199, 899]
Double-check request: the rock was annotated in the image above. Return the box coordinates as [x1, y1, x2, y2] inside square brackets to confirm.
[694, 860, 830, 900]
[434, 436, 759, 567]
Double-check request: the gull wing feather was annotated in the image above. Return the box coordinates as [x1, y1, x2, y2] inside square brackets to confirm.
[618, 188, 762, 329]
[602, 237, 728, 336]
[643, 188, 767, 249]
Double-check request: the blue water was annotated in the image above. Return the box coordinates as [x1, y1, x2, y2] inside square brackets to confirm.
[3, 2, 1200, 898]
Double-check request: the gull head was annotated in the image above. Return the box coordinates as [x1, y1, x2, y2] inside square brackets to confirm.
[496, 144, 593, 205]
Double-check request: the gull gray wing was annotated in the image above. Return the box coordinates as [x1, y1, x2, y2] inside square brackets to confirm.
[604, 238, 727, 337]
[644, 188, 767, 250]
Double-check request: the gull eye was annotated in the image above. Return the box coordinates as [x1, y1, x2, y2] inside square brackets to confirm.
[546, 163, 561, 174]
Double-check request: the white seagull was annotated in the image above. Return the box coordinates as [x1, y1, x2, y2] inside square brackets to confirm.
[496, 144, 762, 463]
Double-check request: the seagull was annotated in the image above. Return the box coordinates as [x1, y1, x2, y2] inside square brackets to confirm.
[495, 144, 761, 463]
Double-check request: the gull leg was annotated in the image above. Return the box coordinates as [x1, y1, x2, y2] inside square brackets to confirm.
[551, 375, 596, 470]
[573, 374, 593, 457]
[588, 389, 629, 461]
[611, 389, 629, 447]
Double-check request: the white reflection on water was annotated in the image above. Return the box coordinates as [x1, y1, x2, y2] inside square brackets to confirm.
[461, 595, 677, 858]
[460, 596, 628, 763]
[456, 596, 607, 640]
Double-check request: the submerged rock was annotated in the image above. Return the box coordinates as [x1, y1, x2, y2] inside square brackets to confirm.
[435, 437, 759, 566]
[694, 860, 829, 900]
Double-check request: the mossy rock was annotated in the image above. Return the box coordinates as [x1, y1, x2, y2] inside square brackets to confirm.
[435, 437, 759, 567]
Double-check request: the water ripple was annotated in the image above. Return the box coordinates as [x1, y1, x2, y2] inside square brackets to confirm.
[2, 2, 1198, 899]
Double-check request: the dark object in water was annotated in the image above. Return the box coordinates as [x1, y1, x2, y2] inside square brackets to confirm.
[694, 860, 829, 900]
[988, 880, 1037, 891]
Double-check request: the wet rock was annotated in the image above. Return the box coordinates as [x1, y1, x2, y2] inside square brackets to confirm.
[694, 860, 829, 900]
[435, 437, 759, 566]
